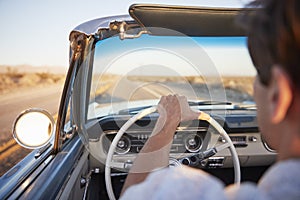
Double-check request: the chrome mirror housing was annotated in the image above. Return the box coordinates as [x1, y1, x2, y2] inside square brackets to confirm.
[12, 108, 55, 149]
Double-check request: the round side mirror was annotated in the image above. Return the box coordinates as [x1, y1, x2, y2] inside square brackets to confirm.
[13, 108, 55, 149]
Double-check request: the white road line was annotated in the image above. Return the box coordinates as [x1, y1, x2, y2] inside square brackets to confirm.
[141, 87, 163, 98]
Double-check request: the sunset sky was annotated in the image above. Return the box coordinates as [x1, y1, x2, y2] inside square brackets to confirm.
[0, 0, 248, 68]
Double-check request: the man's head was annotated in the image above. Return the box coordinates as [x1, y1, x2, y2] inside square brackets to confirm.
[245, 0, 300, 87]
[242, 0, 300, 155]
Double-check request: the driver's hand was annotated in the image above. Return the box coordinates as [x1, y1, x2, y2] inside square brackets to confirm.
[157, 94, 200, 124]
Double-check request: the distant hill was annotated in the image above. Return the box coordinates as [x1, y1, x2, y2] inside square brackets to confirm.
[0, 65, 66, 94]
[0, 65, 67, 74]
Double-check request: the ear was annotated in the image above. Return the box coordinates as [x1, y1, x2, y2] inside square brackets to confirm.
[269, 66, 293, 124]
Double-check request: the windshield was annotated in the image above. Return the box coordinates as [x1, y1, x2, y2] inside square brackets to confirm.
[87, 33, 255, 119]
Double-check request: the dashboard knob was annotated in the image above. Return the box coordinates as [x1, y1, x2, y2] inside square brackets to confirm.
[115, 135, 131, 154]
[184, 134, 202, 153]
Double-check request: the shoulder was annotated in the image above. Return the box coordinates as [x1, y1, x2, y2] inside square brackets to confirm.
[258, 159, 300, 200]
[225, 159, 300, 200]
[121, 166, 226, 200]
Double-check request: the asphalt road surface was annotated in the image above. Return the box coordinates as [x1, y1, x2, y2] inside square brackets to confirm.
[99, 77, 205, 104]
[0, 84, 63, 176]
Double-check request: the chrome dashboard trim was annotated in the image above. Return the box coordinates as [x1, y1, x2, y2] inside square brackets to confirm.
[261, 136, 276, 153]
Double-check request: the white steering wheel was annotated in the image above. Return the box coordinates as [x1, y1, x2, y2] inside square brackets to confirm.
[105, 106, 240, 200]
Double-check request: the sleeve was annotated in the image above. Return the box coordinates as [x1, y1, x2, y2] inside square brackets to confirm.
[121, 166, 227, 200]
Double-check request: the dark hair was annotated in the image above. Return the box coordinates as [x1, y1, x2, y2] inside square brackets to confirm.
[240, 0, 300, 88]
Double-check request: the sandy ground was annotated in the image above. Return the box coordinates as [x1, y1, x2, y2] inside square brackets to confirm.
[0, 65, 66, 94]
[128, 75, 254, 102]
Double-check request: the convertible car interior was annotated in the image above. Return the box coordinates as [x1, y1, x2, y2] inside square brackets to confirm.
[0, 4, 277, 200]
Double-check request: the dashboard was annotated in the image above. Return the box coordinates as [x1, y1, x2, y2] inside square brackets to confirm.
[88, 109, 276, 173]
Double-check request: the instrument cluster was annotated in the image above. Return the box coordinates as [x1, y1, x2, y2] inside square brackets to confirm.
[102, 127, 210, 155]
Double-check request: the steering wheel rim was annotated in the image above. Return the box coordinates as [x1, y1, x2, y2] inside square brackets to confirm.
[105, 106, 240, 200]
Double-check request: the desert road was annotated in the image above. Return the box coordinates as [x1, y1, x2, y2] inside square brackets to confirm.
[0, 84, 63, 176]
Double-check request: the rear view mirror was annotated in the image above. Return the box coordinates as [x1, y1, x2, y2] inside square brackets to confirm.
[13, 108, 55, 149]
